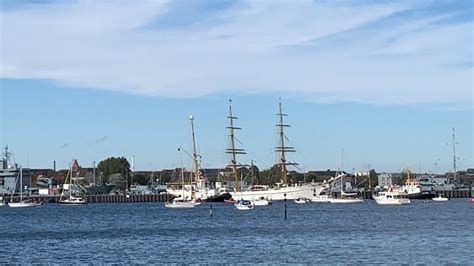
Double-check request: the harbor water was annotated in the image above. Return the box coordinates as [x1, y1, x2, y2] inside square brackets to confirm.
[1, 200, 473, 264]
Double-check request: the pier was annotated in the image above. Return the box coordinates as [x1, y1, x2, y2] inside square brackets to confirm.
[7, 193, 174, 204]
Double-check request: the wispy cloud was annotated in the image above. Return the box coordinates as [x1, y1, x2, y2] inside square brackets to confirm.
[0, 0, 472, 105]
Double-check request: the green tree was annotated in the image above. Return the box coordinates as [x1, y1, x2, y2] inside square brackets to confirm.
[97, 157, 131, 184]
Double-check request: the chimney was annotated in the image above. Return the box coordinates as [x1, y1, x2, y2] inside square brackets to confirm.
[53, 160, 56, 171]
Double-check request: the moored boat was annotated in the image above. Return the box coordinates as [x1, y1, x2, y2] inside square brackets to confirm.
[165, 198, 196, 208]
[432, 194, 449, 202]
[329, 174, 364, 204]
[312, 194, 331, 203]
[330, 197, 364, 204]
[8, 201, 36, 208]
[253, 197, 270, 206]
[59, 195, 87, 205]
[234, 199, 255, 210]
[59, 160, 87, 206]
[373, 189, 410, 205]
[8, 166, 37, 208]
[294, 197, 310, 204]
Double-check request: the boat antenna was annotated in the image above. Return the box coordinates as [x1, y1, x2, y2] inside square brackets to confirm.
[226, 99, 246, 191]
[275, 99, 297, 185]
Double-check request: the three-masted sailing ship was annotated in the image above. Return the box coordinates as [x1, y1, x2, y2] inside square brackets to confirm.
[229, 100, 326, 201]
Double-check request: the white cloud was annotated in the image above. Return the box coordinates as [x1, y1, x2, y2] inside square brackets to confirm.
[0, 0, 472, 105]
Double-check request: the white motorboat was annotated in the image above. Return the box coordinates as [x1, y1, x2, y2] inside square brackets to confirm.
[311, 194, 332, 203]
[373, 190, 411, 205]
[253, 197, 270, 206]
[330, 197, 364, 204]
[165, 198, 196, 208]
[8, 201, 36, 208]
[8, 166, 37, 208]
[294, 197, 310, 204]
[234, 199, 255, 210]
[432, 195, 449, 202]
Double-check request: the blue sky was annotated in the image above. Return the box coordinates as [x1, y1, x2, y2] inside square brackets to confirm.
[0, 0, 472, 173]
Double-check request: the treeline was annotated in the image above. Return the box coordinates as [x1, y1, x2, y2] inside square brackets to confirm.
[94, 157, 379, 189]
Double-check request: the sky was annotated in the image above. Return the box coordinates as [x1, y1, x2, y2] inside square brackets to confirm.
[0, 0, 472, 173]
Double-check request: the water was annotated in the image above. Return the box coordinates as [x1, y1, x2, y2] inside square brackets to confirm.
[1, 200, 473, 264]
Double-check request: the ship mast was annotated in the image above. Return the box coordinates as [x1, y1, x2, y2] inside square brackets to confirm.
[189, 115, 202, 182]
[275, 100, 297, 185]
[226, 100, 246, 191]
[452, 127, 457, 183]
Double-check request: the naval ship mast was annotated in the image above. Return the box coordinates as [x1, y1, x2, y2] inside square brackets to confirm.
[275, 100, 298, 185]
[225, 100, 246, 191]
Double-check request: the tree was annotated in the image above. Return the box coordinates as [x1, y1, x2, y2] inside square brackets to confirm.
[97, 157, 131, 184]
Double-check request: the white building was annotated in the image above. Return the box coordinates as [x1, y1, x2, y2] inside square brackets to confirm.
[378, 173, 393, 188]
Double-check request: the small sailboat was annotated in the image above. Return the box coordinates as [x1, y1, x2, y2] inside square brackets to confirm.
[234, 199, 255, 210]
[8, 166, 36, 208]
[59, 160, 87, 205]
[432, 194, 449, 202]
[165, 161, 195, 208]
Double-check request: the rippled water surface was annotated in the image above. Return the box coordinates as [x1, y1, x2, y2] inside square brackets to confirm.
[1, 199, 473, 264]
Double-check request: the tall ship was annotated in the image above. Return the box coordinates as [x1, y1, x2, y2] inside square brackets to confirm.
[229, 100, 326, 201]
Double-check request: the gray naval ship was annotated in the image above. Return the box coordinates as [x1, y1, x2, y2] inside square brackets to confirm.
[0, 145, 31, 195]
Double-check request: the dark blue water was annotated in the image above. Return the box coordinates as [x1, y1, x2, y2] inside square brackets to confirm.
[1, 199, 473, 264]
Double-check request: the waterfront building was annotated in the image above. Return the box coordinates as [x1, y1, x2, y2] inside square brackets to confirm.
[378, 173, 393, 188]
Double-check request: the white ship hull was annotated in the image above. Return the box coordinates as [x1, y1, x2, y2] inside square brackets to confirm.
[253, 199, 270, 206]
[330, 198, 364, 204]
[432, 196, 449, 202]
[311, 195, 331, 203]
[165, 200, 196, 208]
[230, 184, 324, 201]
[8, 202, 36, 208]
[374, 197, 410, 205]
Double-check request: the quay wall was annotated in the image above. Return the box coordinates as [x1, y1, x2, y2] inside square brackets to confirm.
[8, 193, 174, 204]
[5, 190, 472, 203]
